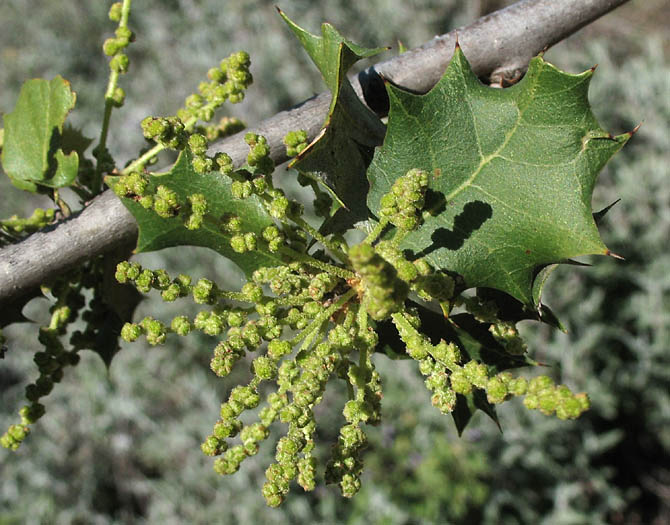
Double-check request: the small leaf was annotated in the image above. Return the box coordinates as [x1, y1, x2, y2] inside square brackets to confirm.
[1, 76, 79, 192]
[279, 10, 387, 231]
[52, 149, 79, 188]
[531, 264, 557, 307]
[279, 9, 387, 94]
[108, 151, 283, 277]
[472, 389, 502, 431]
[367, 47, 630, 307]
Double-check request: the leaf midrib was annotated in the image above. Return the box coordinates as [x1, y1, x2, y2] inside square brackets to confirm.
[442, 59, 540, 205]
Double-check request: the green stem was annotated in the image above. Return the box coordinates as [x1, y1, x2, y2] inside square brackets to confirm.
[182, 106, 211, 132]
[298, 323, 325, 353]
[290, 288, 357, 347]
[356, 305, 368, 336]
[256, 192, 345, 259]
[119, 102, 213, 176]
[391, 311, 421, 343]
[439, 300, 453, 318]
[289, 214, 349, 263]
[364, 218, 389, 245]
[274, 294, 312, 307]
[215, 288, 314, 307]
[93, 102, 114, 192]
[358, 341, 368, 375]
[393, 311, 462, 369]
[121, 143, 163, 175]
[216, 290, 249, 302]
[390, 229, 409, 247]
[345, 367, 356, 400]
[278, 246, 355, 280]
[48, 312, 61, 331]
[355, 307, 371, 396]
[343, 307, 356, 330]
[93, 0, 132, 194]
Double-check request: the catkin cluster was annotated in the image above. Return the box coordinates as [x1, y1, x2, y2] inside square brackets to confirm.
[1, 258, 122, 450]
[111, 155, 589, 506]
[0, 4, 596, 512]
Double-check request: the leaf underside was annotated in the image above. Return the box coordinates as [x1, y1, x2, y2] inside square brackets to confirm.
[367, 47, 630, 307]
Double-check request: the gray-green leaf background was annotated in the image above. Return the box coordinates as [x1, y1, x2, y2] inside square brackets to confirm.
[1, 1, 668, 523]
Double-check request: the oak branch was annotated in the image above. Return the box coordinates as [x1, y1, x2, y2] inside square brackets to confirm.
[0, 0, 630, 307]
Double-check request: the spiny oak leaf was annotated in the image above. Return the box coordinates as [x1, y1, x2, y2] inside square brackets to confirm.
[108, 151, 282, 278]
[279, 9, 387, 231]
[367, 46, 632, 307]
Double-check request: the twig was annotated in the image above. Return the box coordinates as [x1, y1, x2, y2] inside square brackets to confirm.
[0, 0, 631, 307]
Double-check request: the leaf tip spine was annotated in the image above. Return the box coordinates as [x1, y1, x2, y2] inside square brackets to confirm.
[605, 249, 625, 261]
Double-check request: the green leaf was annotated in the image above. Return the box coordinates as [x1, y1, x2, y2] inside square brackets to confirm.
[108, 151, 283, 277]
[279, 10, 387, 231]
[278, 9, 386, 95]
[1, 76, 79, 192]
[451, 393, 475, 436]
[52, 149, 79, 188]
[367, 47, 631, 306]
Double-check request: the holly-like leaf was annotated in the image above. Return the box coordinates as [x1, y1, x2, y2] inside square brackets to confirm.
[109, 151, 283, 277]
[368, 47, 631, 307]
[279, 10, 387, 231]
[1, 76, 79, 192]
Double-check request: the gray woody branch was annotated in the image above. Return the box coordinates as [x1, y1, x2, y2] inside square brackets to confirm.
[0, 0, 630, 306]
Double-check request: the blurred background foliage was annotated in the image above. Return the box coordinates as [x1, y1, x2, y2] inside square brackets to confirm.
[1, 1, 668, 523]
